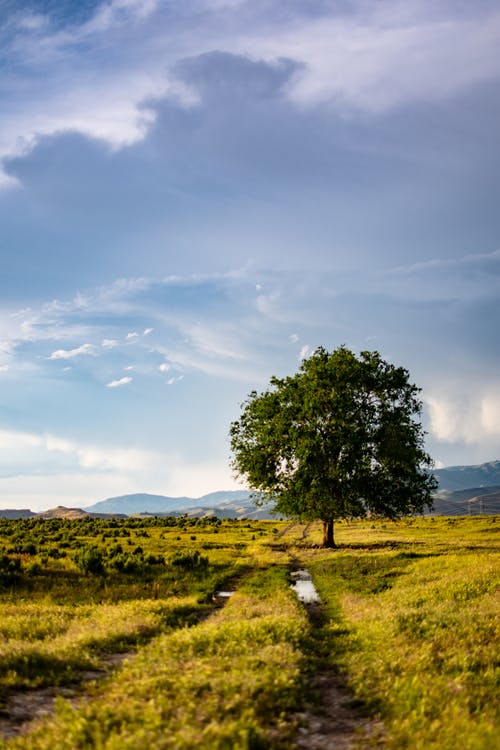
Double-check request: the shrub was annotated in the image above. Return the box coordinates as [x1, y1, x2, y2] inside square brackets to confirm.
[0, 552, 22, 586]
[171, 550, 209, 571]
[73, 546, 105, 576]
[26, 560, 42, 576]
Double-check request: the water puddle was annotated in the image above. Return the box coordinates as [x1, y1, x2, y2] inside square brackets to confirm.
[213, 591, 235, 604]
[290, 569, 320, 604]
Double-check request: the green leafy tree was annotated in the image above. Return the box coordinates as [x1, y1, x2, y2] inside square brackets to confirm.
[230, 346, 436, 547]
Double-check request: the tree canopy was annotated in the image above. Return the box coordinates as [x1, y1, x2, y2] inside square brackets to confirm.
[230, 346, 436, 547]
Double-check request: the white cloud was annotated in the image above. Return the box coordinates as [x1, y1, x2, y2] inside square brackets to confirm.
[159, 362, 171, 372]
[250, 5, 500, 113]
[83, 0, 160, 34]
[289, 333, 299, 344]
[0, 430, 157, 473]
[1, 270, 267, 385]
[106, 376, 133, 388]
[0, 428, 155, 475]
[102, 338, 119, 349]
[481, 392, 500, 437]
[393, 248, 500, 275]
[0, 430, 36, 450]
[15, 13, 48, 32]
[49, 343, 96, 360]
[44, 435, 76, 454]
[256, 293, 279, 316]
[299, 344, 311, 360]
[426, 387, 500, 445]
[154, 337, 259, 382]
[0, 0, 193, 187]
[7, 308, 94, 346]
[143, 327, 154, 335]
[0, 340, 16, 355]
[383, 248, 500, 302]
[166, 457, 244, 500]
[0, 365, 8, 373]
[187, 322, 247, 361]
[166, 375, 184, 385]
[96, 276, 152, 302]
[76, 445, 148, 472]
[73, 292, 89, 308]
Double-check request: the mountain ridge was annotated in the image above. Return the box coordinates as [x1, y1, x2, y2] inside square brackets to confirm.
[1, 461, 500, 519]
[83, 490, 252, 515]
[434, 460, 500, 491]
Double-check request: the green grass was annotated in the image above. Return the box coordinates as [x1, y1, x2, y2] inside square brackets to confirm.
[0, 515, 498, 749]
[0, 597, 205, 700]
[303, 516, 500, 750]
[0, 516, 260, 700]
[1, 569, 308, 750]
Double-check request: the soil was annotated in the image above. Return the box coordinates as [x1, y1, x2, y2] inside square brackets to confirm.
[295, 673, 384, 750]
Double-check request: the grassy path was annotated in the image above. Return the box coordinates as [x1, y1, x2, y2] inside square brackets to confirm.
[293, 597, 384, 750]
[0, 516, 497, 749]
[0, 597, 209, 741]
[300, 517, 500, 750]
[0, 567, 308, 749]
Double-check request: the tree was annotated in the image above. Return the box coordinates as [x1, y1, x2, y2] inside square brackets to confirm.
[230, 346, 436, 547]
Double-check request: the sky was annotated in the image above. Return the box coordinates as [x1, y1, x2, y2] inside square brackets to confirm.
[0, 0, 499, 510]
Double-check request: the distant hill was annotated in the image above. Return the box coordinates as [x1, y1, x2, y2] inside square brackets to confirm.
[141, 496, 279, 520]
[467, 490, 500, 513]
[39, 506, 89, 519]
[35, 506, 127, 520]
[0, 506, 128, 520]
[84, 493, 193, 515]
[434, 460, 500, 491]
[192, 490, 253, 505]
[431, 485, 500, 516]
[0, 509, 37, 519]
[84, 490, 252, 515]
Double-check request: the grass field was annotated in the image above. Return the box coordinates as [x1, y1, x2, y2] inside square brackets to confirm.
[0, 515, 498, 748]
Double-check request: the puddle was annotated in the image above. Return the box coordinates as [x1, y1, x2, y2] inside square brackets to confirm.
[213, 591, 235, 604]
[290, 569, 321, 604]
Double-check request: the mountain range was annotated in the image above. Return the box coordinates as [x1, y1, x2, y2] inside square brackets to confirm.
[433, 460, 500, 491]
[83, 490, 252, 515]
[1, 461, 500, 519]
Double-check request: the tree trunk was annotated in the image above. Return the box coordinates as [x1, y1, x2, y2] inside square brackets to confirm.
[322, 519, 336, 548]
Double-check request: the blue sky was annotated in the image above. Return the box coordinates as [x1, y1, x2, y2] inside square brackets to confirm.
[1, 0, 499, 509]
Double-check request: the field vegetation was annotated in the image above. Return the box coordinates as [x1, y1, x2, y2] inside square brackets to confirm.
[0, 514, 497, 748]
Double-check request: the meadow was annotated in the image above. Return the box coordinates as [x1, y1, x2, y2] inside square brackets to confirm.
[0, 514, 497, 749]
